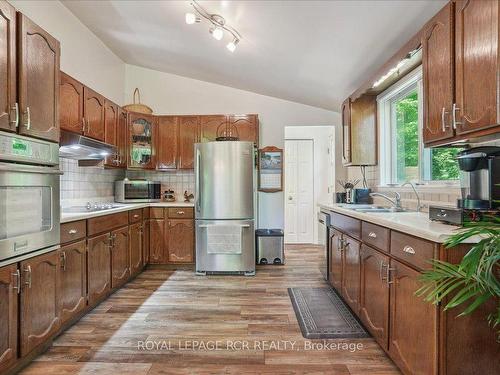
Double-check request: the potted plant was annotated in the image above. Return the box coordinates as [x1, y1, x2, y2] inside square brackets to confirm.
[416, 217, 500, 339]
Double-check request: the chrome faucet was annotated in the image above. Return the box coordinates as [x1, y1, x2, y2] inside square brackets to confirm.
[369, 192, 404, 211]
[401, 181, 422, 212]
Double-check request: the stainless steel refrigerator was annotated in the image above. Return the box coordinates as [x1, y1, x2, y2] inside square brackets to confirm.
[195, 141, 256, 275]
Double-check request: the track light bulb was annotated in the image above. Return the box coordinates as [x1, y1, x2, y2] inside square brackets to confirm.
[211, 27, 224, 41]
[226, 38, 239, 52]
[185, 13, 198, 24]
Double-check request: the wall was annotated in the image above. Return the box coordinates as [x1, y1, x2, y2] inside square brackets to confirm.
[124, 64, 340, 229]
[10, 0, 125, 104]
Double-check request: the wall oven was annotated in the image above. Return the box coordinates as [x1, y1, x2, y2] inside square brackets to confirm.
[115, 179, 162, 203]
[0, 132, 61, 263]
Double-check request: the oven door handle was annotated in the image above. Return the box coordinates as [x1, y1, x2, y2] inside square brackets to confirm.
[0, 162, 63, 175]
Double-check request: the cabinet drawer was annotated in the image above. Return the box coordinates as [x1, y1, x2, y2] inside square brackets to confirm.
[362, 222, 389, 252]
[61, 220, 87, 244]
[167, 207, 194, 219]
[149, 208, 165, 219]
[128, 209, 143, 223]
[331, 212, 360, 239]
[88, 212, 128, 236]
[390, 231, 437, 270]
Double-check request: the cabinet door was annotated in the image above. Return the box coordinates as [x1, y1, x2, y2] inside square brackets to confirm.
[116, 107, 128, 168]
[59, 72, 84, 134]
[389, 260, 438, 375]
[341, 98, 351, 165]
[83, 86, 105, 141]
[111, 227, 129, 289]
[18, 13, 60, 142]
[59, 240, 86, 326]
[359, 244, 389, 350]
[143, 219, 150, 264]
[128, 112, 155, 169]
[178, 116, 199, 169]
[423, 2, 455, 144]
[149, 218, 166, 264]
[87, 233, 111, 306]
[455, 0, 499, 134]
[129, 222, 143, 275]
[0, 264, 18, 373]
[167, 219, 194, 263]
[341, 235, 360, 313]
[349, 96, 377, 166]
[229, 114, 258, 144]
[200, 115, 227, 142]
[329, 229, 343, 291]
[104, 100, 118, 166]
[0, 1, 16, 133]
[20, 250, 60, 357]
[157, 116, 178, 170]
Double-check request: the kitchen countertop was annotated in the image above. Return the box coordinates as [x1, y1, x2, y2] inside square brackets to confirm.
[318, 203, 481, 243]
[61, 202, 195, 223]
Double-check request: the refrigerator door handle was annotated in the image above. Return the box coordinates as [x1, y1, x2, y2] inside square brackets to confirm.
[198, 224, 251, 228]
[196, 148, 201, 213]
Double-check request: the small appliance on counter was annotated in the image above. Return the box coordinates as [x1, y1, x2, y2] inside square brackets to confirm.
[164, 189, 176, 202]
[430, 146, 500, 225]
[115, 179, 162, 203]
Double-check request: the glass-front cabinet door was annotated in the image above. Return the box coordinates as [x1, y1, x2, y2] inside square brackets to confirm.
[128, 113, 155, 169]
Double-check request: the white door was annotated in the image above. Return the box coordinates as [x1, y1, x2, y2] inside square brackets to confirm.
[284, 140, 314, 243]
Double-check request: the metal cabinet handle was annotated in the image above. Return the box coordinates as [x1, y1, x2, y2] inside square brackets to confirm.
[61, 251, 67, 271]
[386, 267, 396, 286]
[368, 232, 377, 238]
[133, 214, 140, 218]
[24, 265, 32, 289]
[403, 245, 415, 255]
[68, 229, 78, 235]
[87, 119, 91, 134]
[24, 107, 31, 130]
[10, 103, 19, 128]
[452, 103, 462, 129]
[176, 211, 185, 215]
[441, 107, 449, 132]
[82, 117, 86, 133]
[12, 269, 21, 294]
[379, 261, 388, 282]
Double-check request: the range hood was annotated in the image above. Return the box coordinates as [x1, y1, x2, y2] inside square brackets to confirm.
[59, 130, 117, 160]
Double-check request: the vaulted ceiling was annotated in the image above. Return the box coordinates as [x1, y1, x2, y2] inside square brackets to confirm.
[63, 0, 446, 111]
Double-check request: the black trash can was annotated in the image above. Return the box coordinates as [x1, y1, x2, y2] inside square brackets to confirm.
[255, 229, 285, 265]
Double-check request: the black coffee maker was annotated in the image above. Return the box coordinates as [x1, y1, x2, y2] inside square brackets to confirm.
[457, 146, 500, 210]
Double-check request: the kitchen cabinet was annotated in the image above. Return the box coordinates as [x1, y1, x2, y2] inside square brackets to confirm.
[129, 222, 143, 275]
[359, 244, 389, 350]
[83, 86, 105, 141]
[20, 250, 60, 357]
[422, 2, 455, 144]
[454, 0, 499, 135]
[59, 72, 84, 134]
[116, 107, 128, 168]
[143, 216, 150, 264]
[341, 235, 360, 313]
[346, 95, 377, 166]
[229, 114, 259, 144]
[0, 1, 17, 133]
[104, 99, 118, 166]
[167, 219, 194, 263]
[149, 217, 167, 264]
[128, 112, 155, 169]
[200, 115, 227, 142]
[389, 259, 438, 375]
[341, 98, 351, 165]
[156, 116, 178, 170]
[0, 264, 18, 373]
[110, 226, 130, 289]
[328, 229, 343, 291]
[87, 233, 111, 306]
[17, 13, 60, 143]
[59, 240, 86, 326]
[178, 116, 199, 169]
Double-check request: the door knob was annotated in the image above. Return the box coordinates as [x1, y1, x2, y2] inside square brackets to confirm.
[288, 196, 292, 201]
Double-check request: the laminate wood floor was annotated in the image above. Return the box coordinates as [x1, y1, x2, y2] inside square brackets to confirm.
[20, 245, 400, 375]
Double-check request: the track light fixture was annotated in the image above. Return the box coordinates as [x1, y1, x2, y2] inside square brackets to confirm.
[185, 1, 241, 52]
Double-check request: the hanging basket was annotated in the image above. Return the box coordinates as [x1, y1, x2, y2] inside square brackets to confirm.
[123, 88, 153, 114]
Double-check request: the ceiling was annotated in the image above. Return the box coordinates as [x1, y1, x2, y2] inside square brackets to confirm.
[63, 0, 446, 111]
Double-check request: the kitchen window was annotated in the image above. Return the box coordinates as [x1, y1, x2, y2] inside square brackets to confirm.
[378, 66, 462, 185]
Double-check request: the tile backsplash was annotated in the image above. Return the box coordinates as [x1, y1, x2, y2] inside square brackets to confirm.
[60, 159, 195, 204]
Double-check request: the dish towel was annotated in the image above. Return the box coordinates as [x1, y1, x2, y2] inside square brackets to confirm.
[206, 225, 242, 254]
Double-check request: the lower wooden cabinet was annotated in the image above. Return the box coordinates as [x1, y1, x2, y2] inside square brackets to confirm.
[167, 219, 194, 263]
[143, 219, 150, 264]
[389, 259, 438, 375]
[129, 222, 143, 275]
[359, 244, 389, 350]
[329, 229, 343, 291]
[341, 235, 360, 313]
[0, 264, 18, 373]
[59, 241, 87, 325]
[87, 233, 111, 306]
[19, 251, 60, 357]
[111, 226, 130, 289]
[149, 218, 166, 264]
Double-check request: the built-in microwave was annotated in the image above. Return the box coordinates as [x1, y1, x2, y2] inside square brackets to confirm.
[115, 179, 162, 203]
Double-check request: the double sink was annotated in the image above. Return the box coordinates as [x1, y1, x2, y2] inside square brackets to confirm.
[337, 204, 410, 213]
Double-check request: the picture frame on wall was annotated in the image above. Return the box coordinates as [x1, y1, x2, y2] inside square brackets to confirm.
[258, 146, 283, 192]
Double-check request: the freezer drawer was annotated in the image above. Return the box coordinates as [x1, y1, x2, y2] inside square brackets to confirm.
[195, 219, 255, 275]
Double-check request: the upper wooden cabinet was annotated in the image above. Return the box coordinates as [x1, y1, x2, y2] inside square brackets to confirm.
[422, 2, 455, 144]
[156, 116, 178, 170]
[104, 99, 118, 166]
[341, 98, 351, 165]
[59, 72, 84, 134]
[229, 114, 259, 144]
[178, 115, 199, 169]
[17, 13, 60, 143]
[0, 1, 16, 133]
[0, 264, 18, 373]
[200, 115, 227, 142]
[128, 112, 155, 169]
[83, 87, 105, 141]
[116, 107, 128, 168]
